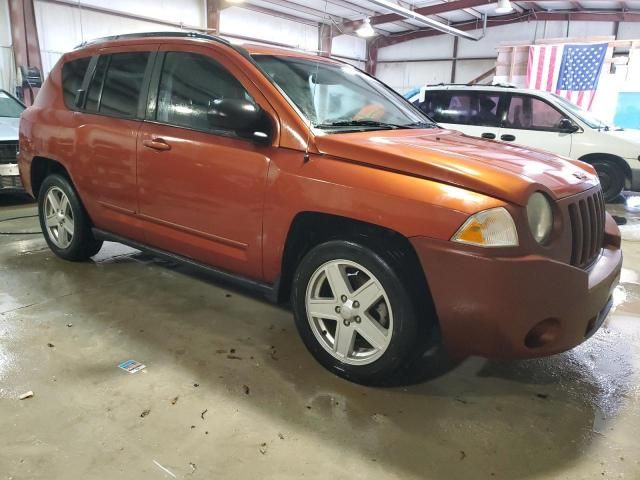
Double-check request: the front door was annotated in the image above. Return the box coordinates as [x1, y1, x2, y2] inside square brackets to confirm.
[137, 47, 274, 279]
[498, 94, 573, 157]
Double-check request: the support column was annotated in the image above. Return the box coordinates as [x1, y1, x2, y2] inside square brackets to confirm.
[8, 0, 43, 106]
[318, 23, 333, 57]
[206, 0, 223, 34]
[451, 36, 459, 83]
[366, 40, 379, 76]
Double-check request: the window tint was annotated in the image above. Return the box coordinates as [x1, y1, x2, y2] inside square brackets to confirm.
[505, 95, 564, 131]
[61, 57, 90, 109]
[156, 52, 253, 133]
[416, 92, 500, 126]
[97, 52, 150, 118]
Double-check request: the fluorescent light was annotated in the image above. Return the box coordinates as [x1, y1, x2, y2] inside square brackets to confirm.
[495, 0, 513, 14]
[355, 18, 376, 38]
[226, 0, 246, 4]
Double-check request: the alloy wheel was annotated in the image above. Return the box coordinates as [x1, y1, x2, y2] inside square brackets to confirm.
[305, 259, 393, 365]
[44, 186, 75, 249]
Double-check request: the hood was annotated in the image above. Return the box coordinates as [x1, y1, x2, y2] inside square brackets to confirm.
[315, 128, 599, 206]
[0, 117, 19, 142]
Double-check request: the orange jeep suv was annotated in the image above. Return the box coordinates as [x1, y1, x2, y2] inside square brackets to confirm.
[18, 32, 622, 384]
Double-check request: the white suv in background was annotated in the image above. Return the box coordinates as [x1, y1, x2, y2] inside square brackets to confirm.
[408, 85, 640, 201]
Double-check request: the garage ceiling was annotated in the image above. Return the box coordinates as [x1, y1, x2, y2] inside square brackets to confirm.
[239, 0, 640, 37]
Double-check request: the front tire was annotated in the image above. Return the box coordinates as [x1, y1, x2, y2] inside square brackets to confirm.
[291, 240, 424, 385]
[591, 159, 624, 202]
[38, 174, 103, 261]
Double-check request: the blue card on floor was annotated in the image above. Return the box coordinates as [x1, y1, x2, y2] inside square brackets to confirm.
[118, 360, 146, 374]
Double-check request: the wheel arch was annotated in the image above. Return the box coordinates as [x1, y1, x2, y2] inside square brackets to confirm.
[277, 211, 438, 329]
[579, 153, 631, 186]
[31, 156, 72, 197]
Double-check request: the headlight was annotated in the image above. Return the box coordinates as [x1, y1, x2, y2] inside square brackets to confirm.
[526, 192, 553, 244]
[452, 207, 518, 247]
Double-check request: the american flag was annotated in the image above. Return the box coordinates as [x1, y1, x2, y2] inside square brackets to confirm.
[526, 43, 607, 110]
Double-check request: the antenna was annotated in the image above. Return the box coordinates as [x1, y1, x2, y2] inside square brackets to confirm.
[304, 0, 330, 163]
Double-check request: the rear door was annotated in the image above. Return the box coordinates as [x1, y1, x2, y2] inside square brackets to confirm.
[71, 46, 157, 241]
[499, 93, 573, 156]
[416, 90, 502, 141]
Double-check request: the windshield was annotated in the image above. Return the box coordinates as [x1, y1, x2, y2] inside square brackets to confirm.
[0, 91, 25, 118]
[252, 54, 434, 132]
[550, 93, 611, 129]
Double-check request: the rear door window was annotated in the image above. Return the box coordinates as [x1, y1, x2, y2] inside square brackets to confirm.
[84, 52, 151, 118]
[61, 57, 91, 109]
[505, 95, 565, 131]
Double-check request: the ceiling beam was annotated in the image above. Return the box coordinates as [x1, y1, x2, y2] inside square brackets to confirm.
[375, 10, 640, 48]
[341, 0, 502, 31]
[339, 0, 603, 32]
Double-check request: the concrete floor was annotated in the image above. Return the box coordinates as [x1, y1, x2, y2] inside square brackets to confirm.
[1, 193, 640, 480]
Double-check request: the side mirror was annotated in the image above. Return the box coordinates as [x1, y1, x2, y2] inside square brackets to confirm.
[559, 118, 579, 133]
[208, 99, 271, 143]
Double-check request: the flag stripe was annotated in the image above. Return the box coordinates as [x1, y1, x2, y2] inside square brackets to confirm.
[546, 46, 557, 91]
[526, 43, 606, 111]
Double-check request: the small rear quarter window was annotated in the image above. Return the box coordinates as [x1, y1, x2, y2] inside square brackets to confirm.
[62, 57, 91, 109]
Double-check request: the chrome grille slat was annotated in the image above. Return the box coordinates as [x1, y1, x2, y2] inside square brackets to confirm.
[568, 189, 605, 269]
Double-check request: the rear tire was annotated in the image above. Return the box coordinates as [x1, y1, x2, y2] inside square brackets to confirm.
[38, 174, 103, 261]
[591, 159, 624, 202]
[291, 240, 428, 385]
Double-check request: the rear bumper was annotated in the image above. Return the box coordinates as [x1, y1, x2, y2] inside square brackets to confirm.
[410, 214, 622, 359]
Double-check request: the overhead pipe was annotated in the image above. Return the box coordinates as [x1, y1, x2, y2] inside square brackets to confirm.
[365, 0, 487, 41]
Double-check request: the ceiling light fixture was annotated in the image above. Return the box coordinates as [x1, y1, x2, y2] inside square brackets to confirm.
[495, 0, 514, 14]
[355, 18, 376, 38]
[225, 0, 246, 4]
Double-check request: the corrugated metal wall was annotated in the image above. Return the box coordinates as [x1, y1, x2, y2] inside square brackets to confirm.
[0, 0, 17, 92]
[34, 0, 204, 77]
[376, 20, 640, 94]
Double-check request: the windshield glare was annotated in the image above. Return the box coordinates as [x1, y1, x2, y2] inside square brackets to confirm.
[550, 93, 609, 129]
[252, 54, 432, 131]
[0, 91, 24, 118]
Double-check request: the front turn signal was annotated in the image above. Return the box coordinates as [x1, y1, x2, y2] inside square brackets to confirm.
[452, 207, 519, 247]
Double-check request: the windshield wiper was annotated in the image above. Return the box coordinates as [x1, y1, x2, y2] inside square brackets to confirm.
[316, 120, 434, 130]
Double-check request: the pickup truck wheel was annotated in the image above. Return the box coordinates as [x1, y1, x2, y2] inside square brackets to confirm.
[591, 159, 624, 202]
[291, 240, 420, 385]
[38, 174, 103, 261]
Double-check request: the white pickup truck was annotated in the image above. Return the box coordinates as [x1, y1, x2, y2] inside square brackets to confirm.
[0, 89, 25, 192]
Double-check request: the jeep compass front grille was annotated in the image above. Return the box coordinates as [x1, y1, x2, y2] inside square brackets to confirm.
[568, 188, 606, 269]
[0, 141, 18, 164]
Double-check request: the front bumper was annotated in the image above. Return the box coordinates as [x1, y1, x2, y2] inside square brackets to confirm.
[0, 163, 23, 191]
[410, 214, 622, 359]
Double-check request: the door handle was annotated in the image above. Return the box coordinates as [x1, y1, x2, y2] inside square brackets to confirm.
[481, 132, 496, 139]
[500, 134, 516, 142]
[143, 138, 171, 151]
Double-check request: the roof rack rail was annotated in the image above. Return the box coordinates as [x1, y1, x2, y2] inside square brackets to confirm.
[74, 31, 230, 50]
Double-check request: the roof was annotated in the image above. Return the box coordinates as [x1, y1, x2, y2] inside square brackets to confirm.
[408, 84, 561, 99]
